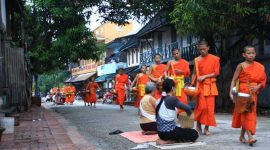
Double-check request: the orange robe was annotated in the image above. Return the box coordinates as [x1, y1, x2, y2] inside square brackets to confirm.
[151, 64, 166, 99]
[194, 54, 220, 127]
[167, 59, 190, 112]
[88, 82, 99, 103]
[232, 61, 266, 135]
[68, 85, 76, 104]
[134, 74, 150, 107]
[64, 86, 70, 103]
[115, 74, 129, 105]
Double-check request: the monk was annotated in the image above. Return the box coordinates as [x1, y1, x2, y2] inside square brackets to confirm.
[63, 84, 70, 104]
[192, 40, 220, 136]
[87, 77, 99, 108]
[130, 64, 150, 108]
[67, 83, 76, 105]
[149, 54, 166, 99]
[165, 48, 190, 113]
[230, 46, 266, 146]
[114, 68, 129, 110]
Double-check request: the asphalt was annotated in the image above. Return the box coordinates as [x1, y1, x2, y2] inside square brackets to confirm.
[44, 100, 270, 150]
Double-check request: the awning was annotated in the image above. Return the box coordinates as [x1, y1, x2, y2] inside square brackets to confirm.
[95, 73, 115, 83]
[66, 72, 96, 83]
[65, 75, 78, 83]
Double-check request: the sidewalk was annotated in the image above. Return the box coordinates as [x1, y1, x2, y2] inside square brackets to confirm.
[0, 105, 93, 150]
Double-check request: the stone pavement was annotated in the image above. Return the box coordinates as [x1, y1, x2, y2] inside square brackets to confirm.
[0, 105, 93, 150]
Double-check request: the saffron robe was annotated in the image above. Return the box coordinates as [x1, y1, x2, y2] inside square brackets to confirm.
[115, 74, 129, 105]
[194, 54, 220, 127]
[66, 85, 76, 103]
[85, 82, 99, 103]
[232, 61, 267, 135]
[151, 64, 166, 99]
[167, 59, 190, 113]
[134, 73, 150, 107]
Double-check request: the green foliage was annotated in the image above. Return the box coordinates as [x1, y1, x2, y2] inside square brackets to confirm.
[25, 0, 104, 74]
[170, 0, 270, 40]
[38, 70, 69, 94]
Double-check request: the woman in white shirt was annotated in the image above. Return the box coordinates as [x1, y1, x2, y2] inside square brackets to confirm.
[139, 82, 157, 135]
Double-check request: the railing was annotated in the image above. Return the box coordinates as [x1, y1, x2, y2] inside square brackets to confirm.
[140, 41, 200, 64]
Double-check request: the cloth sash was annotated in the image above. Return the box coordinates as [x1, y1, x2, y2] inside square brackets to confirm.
[138, 84, 146, 96]
[139, 100, 156, 122]
[171, 75, 184, 96]
[202, 78, 218, 96]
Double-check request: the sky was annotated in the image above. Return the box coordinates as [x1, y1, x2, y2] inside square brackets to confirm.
[86, 7, 144, 34]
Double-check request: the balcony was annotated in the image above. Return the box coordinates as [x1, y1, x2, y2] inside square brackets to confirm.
[140, 41, 200, 65]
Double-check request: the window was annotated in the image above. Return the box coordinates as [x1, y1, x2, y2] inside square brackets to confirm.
[136, 49, 139, 63]
[131, 50, 134, 64]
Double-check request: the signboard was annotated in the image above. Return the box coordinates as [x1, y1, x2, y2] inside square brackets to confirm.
[71, 63, 97, 76]
[97, 62, 127, 76]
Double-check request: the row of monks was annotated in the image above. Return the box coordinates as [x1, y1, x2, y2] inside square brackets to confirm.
[113, 41, 267, 144]
[51, 84, 76, 104]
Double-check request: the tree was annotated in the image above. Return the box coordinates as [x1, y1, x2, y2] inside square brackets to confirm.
[170, 0, 270, 54]
[24, 0, 105, 95]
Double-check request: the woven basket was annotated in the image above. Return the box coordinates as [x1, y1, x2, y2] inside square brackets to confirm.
[178, 112, 194, 129]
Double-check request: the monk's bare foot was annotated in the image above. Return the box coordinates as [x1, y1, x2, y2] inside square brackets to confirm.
[204, 129, 213, 136]
[248, 138, 257, 146]
[156, 139, 174, 145]
[239, 136, 248, 144]
[196, 126, 203, 135]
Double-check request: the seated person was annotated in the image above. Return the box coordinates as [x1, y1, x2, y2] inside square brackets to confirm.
[139, 82, 157, 135]
[156, 78, 198, 145]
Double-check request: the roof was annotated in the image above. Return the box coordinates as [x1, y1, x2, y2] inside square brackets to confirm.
[119, 37, 138, 52]
[66, 72, 96, 83]
[136, 9, 170, 38]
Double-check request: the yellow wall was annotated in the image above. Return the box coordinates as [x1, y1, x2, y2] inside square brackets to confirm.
[93, 22, 133, 44]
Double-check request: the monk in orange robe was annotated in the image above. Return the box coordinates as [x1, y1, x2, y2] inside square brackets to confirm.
[67, 84, 76, 105]
[114, 68, 129, 110]
[87, 77, 99, 108]
[149, 54, 166, 99]
[230, 46, 266, 146]
[63, 84, 70, 104]
[192, 41, 220, 136]
[131, 65, 150, 108]
[166, 48, 190, 113]
[83, 80, 90, 106]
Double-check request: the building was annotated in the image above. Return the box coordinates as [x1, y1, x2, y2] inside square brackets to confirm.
[0, 0, 31, 111]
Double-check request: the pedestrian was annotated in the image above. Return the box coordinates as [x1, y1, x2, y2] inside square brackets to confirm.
[87, 77, 99, 108]
[230, 45, 266, 146]
[139, 82, 157, 135]
[130, 64, 150, 108]
[68, 83, 76, 105]
[192, 40, 220, 136]
[165, 48, 190, 113]
[114, 68, 129, 110]
[156, 78, 198, 145]
[148, 54, 166, 100]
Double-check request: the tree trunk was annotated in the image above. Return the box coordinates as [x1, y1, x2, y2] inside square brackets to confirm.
[34, 74, 40, 96]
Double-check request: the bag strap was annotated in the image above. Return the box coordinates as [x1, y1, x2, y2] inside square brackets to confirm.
[239, 63, 254, 101]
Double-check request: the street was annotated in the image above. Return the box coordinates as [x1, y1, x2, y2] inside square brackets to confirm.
[44, 101, 270, 150]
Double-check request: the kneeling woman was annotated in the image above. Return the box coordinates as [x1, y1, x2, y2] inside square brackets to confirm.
[156, 78, 198, 145]
[139, 82, 157, 134]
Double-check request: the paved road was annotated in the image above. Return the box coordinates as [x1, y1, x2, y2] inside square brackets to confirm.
[44, 100, 270, 150]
